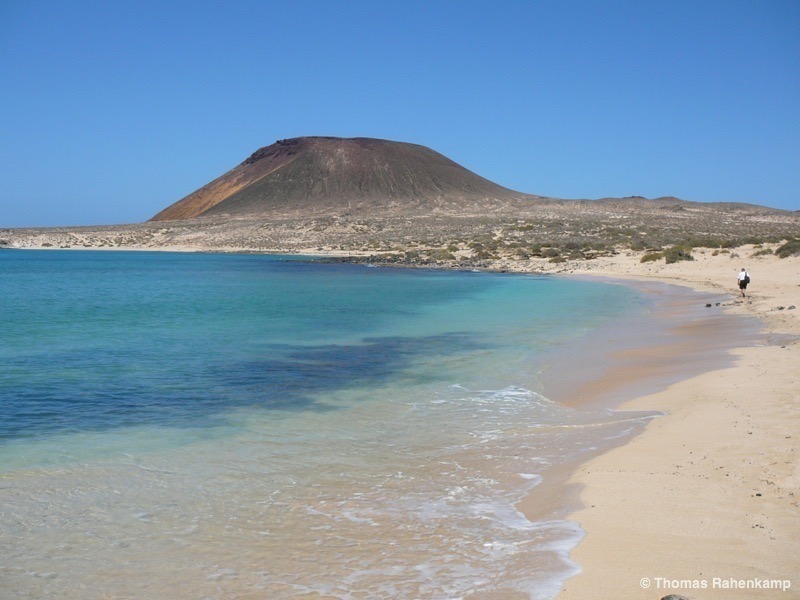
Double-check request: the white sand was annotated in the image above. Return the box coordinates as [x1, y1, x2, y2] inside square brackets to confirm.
[552, 246, 800, 599]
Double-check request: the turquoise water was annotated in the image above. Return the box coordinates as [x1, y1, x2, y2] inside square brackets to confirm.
[0, 250, 655, 599]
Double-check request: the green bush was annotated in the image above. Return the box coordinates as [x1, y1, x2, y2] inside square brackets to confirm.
[470, 244, 497, 260]
[776, 239, 800, 258]
[640, 252, 663, 263]
[427, 249, 456, 261]
[663, 245, 694, 264]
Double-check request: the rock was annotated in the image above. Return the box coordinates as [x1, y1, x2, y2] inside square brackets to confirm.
[661, 595, 692, 600]
[788, 305, 796, 310]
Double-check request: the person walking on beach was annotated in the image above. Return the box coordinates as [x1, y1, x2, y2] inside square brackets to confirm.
[738, 267, 750, 297]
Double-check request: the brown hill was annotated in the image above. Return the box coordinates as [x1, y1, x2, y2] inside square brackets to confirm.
[151, 137, 535, 221]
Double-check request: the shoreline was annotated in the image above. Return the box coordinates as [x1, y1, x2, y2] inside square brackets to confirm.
[2, 244, 798, 597]
[541, 277, 759, 410]
[554, 250, 800, 599]
[514, 274, 765, 597]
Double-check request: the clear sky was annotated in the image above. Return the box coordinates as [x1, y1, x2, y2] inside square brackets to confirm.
[1, 0, 798, 227]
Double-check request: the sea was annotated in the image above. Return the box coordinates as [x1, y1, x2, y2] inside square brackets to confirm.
[1, 250, 664, 599]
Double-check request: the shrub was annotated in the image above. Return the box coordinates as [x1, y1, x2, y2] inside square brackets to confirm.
[683, 236, 724, 249]
[663, 245, 694, 264]
[427, 249, 456, 261]
[471, 245, 497, 260]
[640, 252, 663, 263]
[751, 248, 773, 257]
[776, 239, 800, 258]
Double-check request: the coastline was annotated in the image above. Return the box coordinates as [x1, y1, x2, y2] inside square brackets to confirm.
[2, 243, 798, 597]
[550, 249, 800, 599]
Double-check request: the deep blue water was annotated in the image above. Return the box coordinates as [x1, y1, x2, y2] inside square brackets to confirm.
[0, 250, 643, 443]
[1, 249, 659, 598]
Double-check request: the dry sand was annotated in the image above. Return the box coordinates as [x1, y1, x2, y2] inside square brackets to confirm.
[546, 247, 800, 599]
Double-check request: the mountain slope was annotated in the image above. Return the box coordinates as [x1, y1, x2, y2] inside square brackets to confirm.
[151, 137, 533, 221]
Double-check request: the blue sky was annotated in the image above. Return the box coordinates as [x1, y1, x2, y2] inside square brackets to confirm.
[1, 0, 798, 227]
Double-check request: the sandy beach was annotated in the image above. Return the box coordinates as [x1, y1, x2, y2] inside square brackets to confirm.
[2, 237, 798, 598]
[547, 246, 800, 599]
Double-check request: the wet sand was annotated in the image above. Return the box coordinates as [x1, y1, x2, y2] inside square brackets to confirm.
[515, 277, 764, 579]
[550, 249, 800, 599]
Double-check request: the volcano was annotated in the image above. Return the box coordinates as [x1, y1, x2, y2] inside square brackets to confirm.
[151, 137, 534, 221]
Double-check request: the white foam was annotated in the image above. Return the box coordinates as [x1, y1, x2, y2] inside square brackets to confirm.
[1, 378, 655, 599]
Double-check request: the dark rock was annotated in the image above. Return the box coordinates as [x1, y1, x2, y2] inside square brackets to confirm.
[661, 595, 692, 600]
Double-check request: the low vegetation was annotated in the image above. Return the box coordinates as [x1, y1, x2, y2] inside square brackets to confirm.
[776, 238, 800, 258]
[3, 198, 798, 268]
[663, 245, 695, 264]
